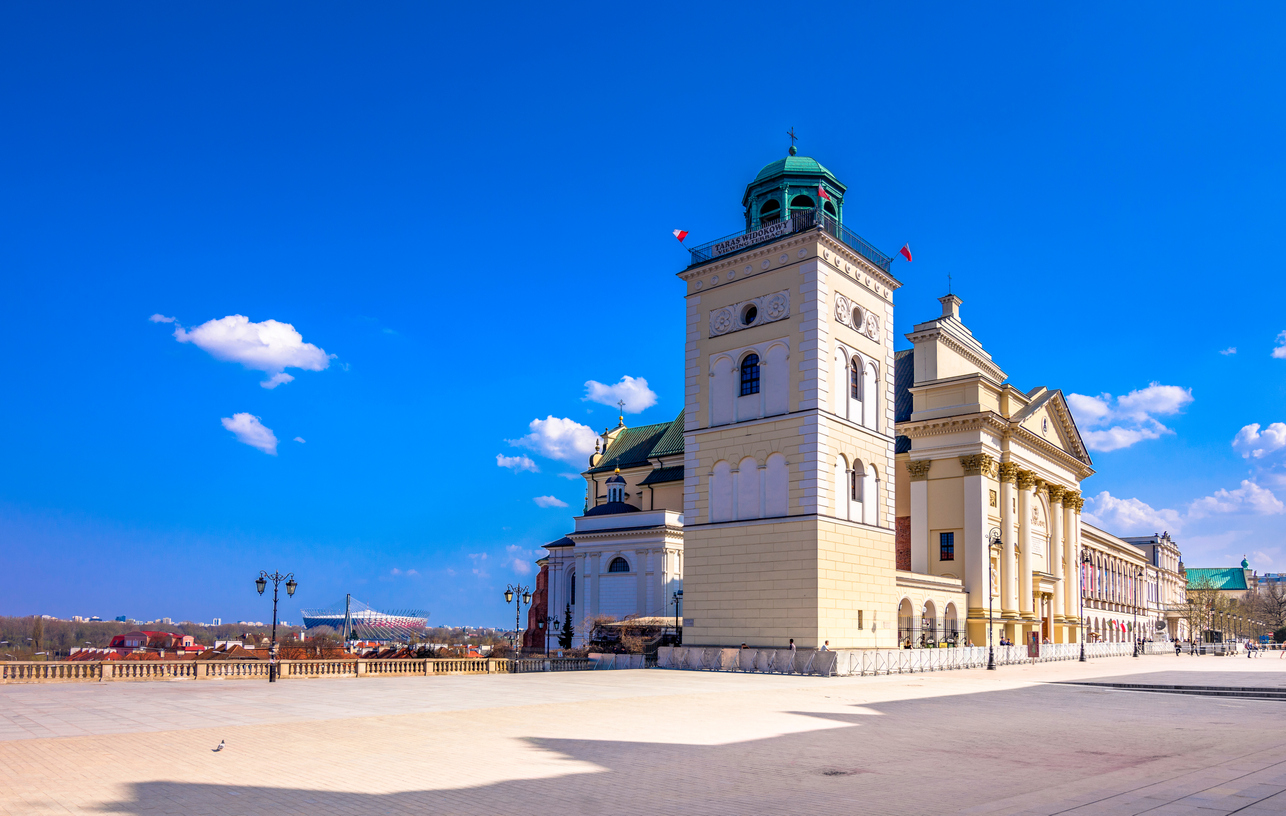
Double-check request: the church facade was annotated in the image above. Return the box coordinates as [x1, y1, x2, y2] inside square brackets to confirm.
[537, 147, 1182, 652]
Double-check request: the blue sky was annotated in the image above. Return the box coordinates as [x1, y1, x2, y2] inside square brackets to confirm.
[3, 4, 1285, 627]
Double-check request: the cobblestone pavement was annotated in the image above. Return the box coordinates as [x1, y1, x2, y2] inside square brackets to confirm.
[1, 655, 1284, 815]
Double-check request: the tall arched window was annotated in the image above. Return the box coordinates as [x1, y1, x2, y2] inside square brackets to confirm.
[740, 354, 760, 396]
[790, 194, 814, 212]
[608, 557, 630, 573]
[850, 358, 862, 400]
[850, 468, 861, 502]
[570, 572, 576, 605]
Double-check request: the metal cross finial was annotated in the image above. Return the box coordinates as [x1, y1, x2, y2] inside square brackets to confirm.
[787, 127, 798, 147]
[948, 272, 952, 295]
[618, 399, 625, 415]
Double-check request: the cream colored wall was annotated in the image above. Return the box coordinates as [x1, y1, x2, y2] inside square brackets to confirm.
[648, 482, 683, 511]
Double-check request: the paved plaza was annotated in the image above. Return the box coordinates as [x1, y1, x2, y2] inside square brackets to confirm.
[2, 656, 1285, 815]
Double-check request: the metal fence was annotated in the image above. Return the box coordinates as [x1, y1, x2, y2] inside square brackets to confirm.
[686, 208, 893, 272]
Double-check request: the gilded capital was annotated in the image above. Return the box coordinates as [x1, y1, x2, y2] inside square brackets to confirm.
[1016, 469, 1037, 489]
[998, 461, 1020, 484]
[1062, 489, 1081, 507]
[959, 453, 997, 477]
[1047, 484, 1066, 503]
[906, 459, 932, 481]
[1071, 496, 1086, 512]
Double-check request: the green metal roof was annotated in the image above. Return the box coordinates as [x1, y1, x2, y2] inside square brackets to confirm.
[639, 465, 683, 486]
[587, 411, 685, 474]
[752, 155, 842, 187]
[1185, 567, 1249, 591]
[647, 410, 685, 457]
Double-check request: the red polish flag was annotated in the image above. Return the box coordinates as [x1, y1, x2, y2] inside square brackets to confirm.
[899, 244, 913, 262]
[817, 185, 831, 202]
[672, 229, 689, 243]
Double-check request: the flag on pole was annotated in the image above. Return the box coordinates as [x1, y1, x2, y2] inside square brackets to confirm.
[672, 229, 689, 243]
[817, 185, 831, 203]
[899, 244, 913, 262]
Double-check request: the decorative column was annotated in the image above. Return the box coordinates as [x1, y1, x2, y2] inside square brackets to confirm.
[1017, 469, 1036, 620]
[1064, 493, 1081, 621]
[907, 460, 932, 573]
[1047, 485, 1066, 639]
[998, 462, 1019, 617]
[636, 549, 650, 617]
[959, 454, 996, 642]
[573, 551, 586, 646]
[589, 552, 601, 618]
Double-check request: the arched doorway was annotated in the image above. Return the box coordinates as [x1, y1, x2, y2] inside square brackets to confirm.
[944, 603, 959, 645]
[921, 600, 938, 647]
[898, 598, 915, 648]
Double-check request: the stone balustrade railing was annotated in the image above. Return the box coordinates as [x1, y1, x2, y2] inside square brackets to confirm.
[0, 657, 593, 684]
[659, 641, 1181, 677]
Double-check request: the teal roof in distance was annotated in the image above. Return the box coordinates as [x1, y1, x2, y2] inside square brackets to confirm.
[1185, 567, 1249, 591]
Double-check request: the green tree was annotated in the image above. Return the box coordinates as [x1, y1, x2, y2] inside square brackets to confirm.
[558, 603, 574, 649]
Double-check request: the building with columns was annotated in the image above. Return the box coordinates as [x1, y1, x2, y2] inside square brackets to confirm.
[531, 145, 1186, 653]
[894, 294, 1095, 647]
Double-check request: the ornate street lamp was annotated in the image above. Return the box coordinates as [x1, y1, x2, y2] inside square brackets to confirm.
[504, 583, 532, 652]
[987, 527, 1001, 671]
[1133, 567, 1143, 658]
[537, 616, 560, 658]
[256, 570, 296, 683]
[1080, 548, 1092, 662]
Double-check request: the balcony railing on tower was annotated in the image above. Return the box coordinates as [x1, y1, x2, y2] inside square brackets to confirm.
[685, 208, 893, 273]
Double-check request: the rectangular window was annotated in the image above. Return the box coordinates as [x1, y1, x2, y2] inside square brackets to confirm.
[939, 532, 955, 561]
[857, 610, 864, 630]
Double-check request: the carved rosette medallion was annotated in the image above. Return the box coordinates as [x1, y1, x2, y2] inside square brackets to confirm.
[709, 289, 790, 338]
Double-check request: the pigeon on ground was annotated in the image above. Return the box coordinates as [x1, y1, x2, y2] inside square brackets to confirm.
[212, 740, 224, 752]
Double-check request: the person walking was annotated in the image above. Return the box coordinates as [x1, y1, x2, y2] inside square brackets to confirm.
[788, 638, 796, 653]
[819, 640, 830, 651]
[1175, 640, 1182, 656]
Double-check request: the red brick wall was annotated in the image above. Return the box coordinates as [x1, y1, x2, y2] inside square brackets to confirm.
[896, 516, 911, 571]
[521, 562, 549, 650]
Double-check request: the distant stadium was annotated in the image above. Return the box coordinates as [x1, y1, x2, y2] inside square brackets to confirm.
[300, 595, 429, 642]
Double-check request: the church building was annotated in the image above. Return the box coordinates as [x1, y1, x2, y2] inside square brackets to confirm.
[537, 145, 1180, 652]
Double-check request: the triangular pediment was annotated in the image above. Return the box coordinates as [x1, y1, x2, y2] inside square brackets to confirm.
[1011, 390, 1092, 467]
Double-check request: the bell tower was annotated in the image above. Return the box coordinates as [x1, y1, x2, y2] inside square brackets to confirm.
[677, 147, 902, 649]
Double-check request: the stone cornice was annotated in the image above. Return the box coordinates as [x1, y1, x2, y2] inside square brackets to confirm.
[896, 411, 1010, 440]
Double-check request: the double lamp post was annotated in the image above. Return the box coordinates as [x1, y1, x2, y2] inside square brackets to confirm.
[255, 570, 296, 682]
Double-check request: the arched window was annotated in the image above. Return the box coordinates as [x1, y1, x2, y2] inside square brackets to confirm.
[740, 354, 760, 396]
[790, 194, 814, 211]
[850, 357, 862, 400]
[824, 200, 838, 217]
[759, 199, 780, 225]
[608, 557, 630, 573]
[850, 467, 862, 501]
[570, 572, 576, 605]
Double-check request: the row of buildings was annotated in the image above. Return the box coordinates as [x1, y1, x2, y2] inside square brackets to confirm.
[523, 146, 1255, 652]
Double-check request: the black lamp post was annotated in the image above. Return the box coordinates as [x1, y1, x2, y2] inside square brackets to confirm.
[1079, 549, 1092, 662]
[504, 584, 531, 653]
[673, 589, 684, 645]
[1132, 567, 1142, 657]
[987, 527, 1001, 671]
[537, 615, 559, 657]
[256, 571, 296, 682]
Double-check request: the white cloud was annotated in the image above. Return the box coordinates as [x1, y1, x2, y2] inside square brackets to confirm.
[1067, 383, 1192, 452]
[148, 314, 176, 324]
[583, 375, 658, 413]
[533, 495, 569, 508]
[1220, 347, 1236, 356]
[508, 416, 598, 466]
[220, 413, 278, 455]
[1232, 423, 1286, 459]
[1273, 331, 1286, 360]
[389, 567, 420, 577]
[1188, 480, 1284, 519]
[1082, 491, 1183, 534]
[293, 437, 306, 444]
[171, 315, 334, 388]
[559, 472, 583, 480]
[496, 454, 539, 473]
[504, 545, 538, 575]
[469, 552, 489, 578]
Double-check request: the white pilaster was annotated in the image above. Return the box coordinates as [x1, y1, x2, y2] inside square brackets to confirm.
[1018, 473, 1034, 619]
[1000, 470, 1017, 615]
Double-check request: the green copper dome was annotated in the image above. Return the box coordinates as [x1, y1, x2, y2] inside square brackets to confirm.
[751, 155, 842, 187]
[1242, 556, 1250, 568]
